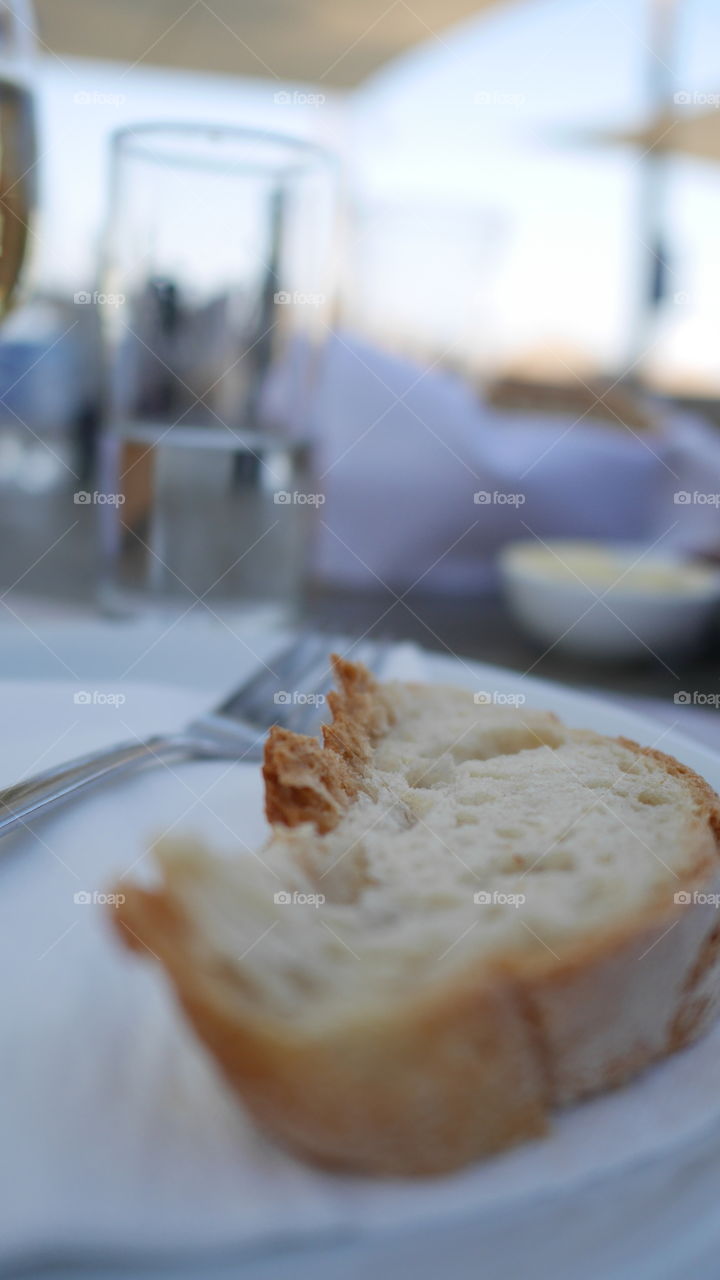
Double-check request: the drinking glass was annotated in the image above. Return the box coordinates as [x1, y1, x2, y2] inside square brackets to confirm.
[98, 124, 337, 622]
[0, 0, 36, 317]
[0, 1, 68, 506]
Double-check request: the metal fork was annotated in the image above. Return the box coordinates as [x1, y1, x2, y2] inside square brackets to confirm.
[0, 634, 389, 839]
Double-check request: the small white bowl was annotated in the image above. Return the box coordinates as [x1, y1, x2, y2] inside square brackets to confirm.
[498, 540, 720, 662]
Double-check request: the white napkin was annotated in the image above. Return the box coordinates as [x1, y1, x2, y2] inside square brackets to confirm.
[3, 656, 720, 1280]
[279, 333, 720, 591]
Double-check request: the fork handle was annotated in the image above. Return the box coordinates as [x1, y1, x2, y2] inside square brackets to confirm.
[0, 733, 194, 838]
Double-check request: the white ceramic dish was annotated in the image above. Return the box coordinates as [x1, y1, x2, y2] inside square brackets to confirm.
[499, 539, 720, 662]
[2, 653, 720, 1280]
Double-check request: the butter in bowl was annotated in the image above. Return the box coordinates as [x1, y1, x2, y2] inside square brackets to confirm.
[498, 540, 720, 662]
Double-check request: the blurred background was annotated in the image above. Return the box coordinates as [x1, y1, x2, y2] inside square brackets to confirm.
[2, 0, 720, 697]
[17, 0, 720, 385]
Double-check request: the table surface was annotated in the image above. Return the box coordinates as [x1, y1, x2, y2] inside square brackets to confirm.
[0, 483, 718, 702]
[305, 583, 720, 700]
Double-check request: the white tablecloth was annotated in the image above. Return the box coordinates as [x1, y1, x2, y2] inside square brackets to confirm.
[266, 334, 720, 591]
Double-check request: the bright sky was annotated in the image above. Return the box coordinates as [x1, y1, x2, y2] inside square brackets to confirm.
[29, 0, 720, 389]
[350, 0, 720, 385]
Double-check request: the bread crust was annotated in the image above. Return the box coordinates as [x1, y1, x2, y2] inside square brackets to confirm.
[263, 655, 394, 833]
[112, 664, 720, 1176]
[505, 740, 720, 1105]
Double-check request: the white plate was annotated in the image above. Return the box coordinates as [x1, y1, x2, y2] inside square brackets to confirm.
[2, 660, 720, 1280]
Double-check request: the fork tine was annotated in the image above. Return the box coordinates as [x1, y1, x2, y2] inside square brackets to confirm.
[268, 634, 350, 733]
[278, 646, 341, 736]
[287, 637, 393, 736]
[203, 633, 392, 747]
[214, 633, 341, 731]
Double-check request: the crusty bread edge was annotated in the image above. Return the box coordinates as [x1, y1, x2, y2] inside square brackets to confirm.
[111, 669, 720, 1176]
[262, 654, 394, 833]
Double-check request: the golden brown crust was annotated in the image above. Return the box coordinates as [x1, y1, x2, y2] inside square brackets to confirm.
[263, 654, 393, 833]
[262, 727, 351, 834]
[113, 882, 548, 1175]
[111, 662, 720, 1176]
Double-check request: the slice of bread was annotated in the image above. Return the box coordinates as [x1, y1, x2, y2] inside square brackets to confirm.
[113, 657, 720, 1176]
